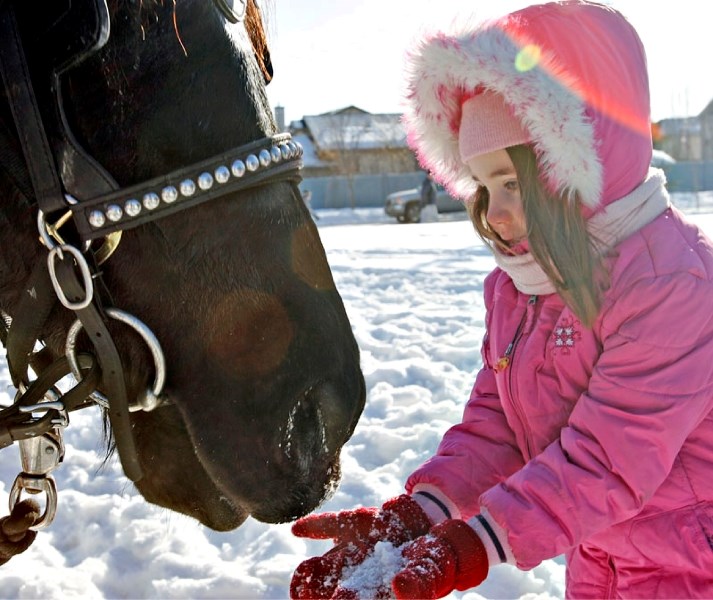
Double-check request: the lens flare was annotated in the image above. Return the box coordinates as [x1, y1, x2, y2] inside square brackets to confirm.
[515, 44, 541, 72]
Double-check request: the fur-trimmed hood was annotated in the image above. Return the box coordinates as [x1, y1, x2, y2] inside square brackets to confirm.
[402, 0, 653, 210]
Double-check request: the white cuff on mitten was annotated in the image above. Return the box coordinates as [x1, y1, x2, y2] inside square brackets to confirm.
[467, 507, 516, 565]
[409, 484, 461, 524]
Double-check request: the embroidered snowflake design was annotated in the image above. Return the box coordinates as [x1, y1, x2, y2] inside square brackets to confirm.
[551, 317, 581, 355]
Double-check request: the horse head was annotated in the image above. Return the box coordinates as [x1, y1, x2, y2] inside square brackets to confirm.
[0, 0, 365, 531]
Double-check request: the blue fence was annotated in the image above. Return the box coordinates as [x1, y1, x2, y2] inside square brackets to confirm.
[663, 161, 713, 193]
[301, 172, 426, 210]
[300, 162, 713, 210]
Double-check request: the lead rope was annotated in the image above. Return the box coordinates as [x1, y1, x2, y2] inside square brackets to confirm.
[0, 499, 41, 566]
[0, 353, 102, 564]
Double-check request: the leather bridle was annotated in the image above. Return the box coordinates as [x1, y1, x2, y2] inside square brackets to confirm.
[0, 0, 302, 529]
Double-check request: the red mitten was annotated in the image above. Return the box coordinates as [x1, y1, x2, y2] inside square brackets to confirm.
[0, 499, 41, 566]
[292, 494, 431, 546]
[290, 495, 431, 599]
[392, 519, 489, 599]
[291, 539, 372, 599]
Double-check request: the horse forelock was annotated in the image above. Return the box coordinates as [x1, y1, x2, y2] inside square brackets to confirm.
[245, 0, 272, 84]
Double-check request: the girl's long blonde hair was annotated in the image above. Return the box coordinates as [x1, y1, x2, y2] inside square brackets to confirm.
[467, 145, 606, 327]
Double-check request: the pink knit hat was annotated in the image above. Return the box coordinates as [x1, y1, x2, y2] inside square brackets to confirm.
[459, 91, 531, 163]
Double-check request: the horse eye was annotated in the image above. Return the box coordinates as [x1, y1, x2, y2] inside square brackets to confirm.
[214, 0, 247, 23]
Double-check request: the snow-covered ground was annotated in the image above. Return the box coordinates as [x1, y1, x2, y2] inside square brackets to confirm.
[2, 193, 713, 599]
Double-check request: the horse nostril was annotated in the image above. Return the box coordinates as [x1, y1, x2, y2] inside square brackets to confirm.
[280, 382, 356, 470]
[304, 382, 356, 454]
[282, 388, 325, 465]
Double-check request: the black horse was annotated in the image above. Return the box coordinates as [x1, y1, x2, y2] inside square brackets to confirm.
[0, 0, 365, 536]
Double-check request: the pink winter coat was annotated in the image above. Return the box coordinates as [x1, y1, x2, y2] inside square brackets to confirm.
[402, 1, 713, 596]
[407, 203, 713, 596]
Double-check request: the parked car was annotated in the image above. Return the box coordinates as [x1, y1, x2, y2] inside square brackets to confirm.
[650, 149, 678, 189]
[384, 183, 465, 223]
[651, 148, 676, 168]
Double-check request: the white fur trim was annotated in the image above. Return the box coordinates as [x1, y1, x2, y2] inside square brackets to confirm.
[403, 23, 603, 208]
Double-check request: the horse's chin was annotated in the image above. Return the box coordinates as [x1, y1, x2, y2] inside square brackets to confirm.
[247, 457, 342, 525]
[188, 495, 249, 532]
[196, 499, 250, 531]
[127, 403, 248, 530]
[132, 468, 249, 531]
[158, 451, 342, 528]
[192, 437, 344, 526]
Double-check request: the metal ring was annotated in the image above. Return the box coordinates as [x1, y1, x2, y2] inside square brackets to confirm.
[47, 245, 94, 310]
[214, 0, 246, 23]
[65, 320, 109, 409]
[37, 208, 92, 253]
[65, 308, 166, 412]
[37, 210, 57, 250]
[9, 474, 58, 530]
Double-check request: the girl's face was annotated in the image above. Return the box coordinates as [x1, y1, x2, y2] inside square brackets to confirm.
[466, 149, 527, 246]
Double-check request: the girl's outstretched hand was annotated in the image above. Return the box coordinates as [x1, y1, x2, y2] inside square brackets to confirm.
[290, 494, 431, 599]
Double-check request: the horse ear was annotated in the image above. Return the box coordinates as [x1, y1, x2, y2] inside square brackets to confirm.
[245, 0, 273, 84]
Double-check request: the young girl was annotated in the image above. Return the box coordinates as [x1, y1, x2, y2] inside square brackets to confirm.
[290, 2, 713, 597]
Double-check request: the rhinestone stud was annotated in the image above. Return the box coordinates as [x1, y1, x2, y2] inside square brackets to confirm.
[125, 199, 142, 217]
[246, 154, 259, 172]
[231, 160, 246, 178]
[215, 165, 230, 183]
[180, 179, 196, 197]
[161, 187, 178, 204]
[89, 210, 106, 228]
[259, 149, 271, 167]
[144, 192, 161, 210]
[270, 146, 282, 162]
[106, 205, 123, 222]
[198, 172, 214, 190]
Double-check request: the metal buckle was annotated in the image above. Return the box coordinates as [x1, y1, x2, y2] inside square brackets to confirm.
[40, 209, 73, 247]
[37, 207, 122, 265]
[8, 428, 65, 530]
[47, 244, 94, 310]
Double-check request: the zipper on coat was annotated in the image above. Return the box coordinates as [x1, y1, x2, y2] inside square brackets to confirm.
[503, 294, 537, 459]
[495, 295, 537, 373]
[496, 295, 537, 372]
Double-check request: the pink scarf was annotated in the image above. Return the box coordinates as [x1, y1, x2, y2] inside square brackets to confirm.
[493, 169, 671, 295]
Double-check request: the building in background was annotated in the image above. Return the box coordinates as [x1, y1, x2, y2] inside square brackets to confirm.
[656, 116, 701, 161]
[699, 100, 713, 162]
[652, 100, 713, 193]
[286, 106, 421, 209]
[289, 106, 417, 177]
[275, 99, 713, 208]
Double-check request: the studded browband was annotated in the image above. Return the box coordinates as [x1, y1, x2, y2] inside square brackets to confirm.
[70, 132, 304, 240]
